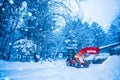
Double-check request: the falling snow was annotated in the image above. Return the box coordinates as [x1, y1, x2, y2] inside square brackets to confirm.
[9, 0, 14, 4]
[28, 12, 32, 16]
[22, 1, 27, 8]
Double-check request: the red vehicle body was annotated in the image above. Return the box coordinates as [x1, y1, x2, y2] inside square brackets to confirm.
[78, 47, 100, 55]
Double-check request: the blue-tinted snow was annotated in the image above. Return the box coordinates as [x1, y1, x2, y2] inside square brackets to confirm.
[9, 0, 14, 5]
[0, 55, 120, 80]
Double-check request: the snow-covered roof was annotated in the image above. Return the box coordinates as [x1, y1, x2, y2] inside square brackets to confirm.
[100, 42, 120, 49]
[112, 45, 120, 50]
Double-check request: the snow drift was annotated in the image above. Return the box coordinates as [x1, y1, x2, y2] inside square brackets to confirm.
[0, 55, 120, 80]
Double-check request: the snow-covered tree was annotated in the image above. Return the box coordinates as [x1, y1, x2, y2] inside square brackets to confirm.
[0, 0, 50, 61]
[46, 0, 84, 59]
[11, 38, 36, 62]
[1, 0, 119, 61]
[90, 22, 106, 47]
[107, 12, 120, 44]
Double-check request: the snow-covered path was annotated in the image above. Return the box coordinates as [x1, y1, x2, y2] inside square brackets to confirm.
[0, 55, 120, 80]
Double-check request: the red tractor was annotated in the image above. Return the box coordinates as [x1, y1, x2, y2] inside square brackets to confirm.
[66, 47, 100, 68]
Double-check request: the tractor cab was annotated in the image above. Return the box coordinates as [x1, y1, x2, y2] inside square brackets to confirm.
[66, 49, 77, 61]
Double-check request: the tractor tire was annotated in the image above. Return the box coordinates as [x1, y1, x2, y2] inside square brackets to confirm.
[74, 60, 81, 68]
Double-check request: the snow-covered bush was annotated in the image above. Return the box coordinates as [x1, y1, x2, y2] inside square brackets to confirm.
[11, 38, 36, 62]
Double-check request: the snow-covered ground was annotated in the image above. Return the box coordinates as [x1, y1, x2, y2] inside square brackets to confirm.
[0, 55, 120, 80]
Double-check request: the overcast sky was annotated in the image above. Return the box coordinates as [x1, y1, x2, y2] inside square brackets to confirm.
[80, 0, 120, 32]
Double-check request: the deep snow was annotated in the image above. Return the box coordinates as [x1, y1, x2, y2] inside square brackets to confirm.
[0, 55, 120, 80]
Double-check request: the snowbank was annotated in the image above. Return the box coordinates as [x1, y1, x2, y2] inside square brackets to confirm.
[93, 55, 120, 80]
[0, 55, 120, 80]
